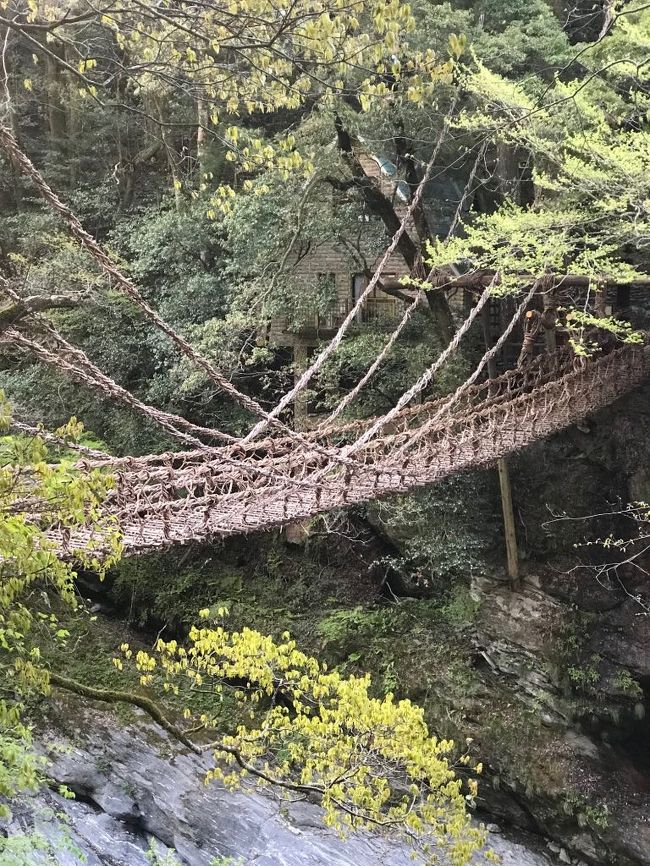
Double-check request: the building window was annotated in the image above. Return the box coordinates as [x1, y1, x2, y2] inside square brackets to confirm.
[317, 272, 336, 292]
[351, 273, 367, 304]
[312, 273, 339, 329]
[315, 272, 337, 310]
[351, 274, 368, 323]
[616, 284, 631, 310]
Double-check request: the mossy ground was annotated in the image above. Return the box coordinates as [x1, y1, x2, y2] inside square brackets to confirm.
[50, 535, 563, 798]
[39, 519, 645, 861]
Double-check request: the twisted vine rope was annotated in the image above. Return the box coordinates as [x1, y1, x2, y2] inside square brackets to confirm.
[394, 281, 540, 458]
[343, 278, 497, 455]
[0, 277, 232, 445]
[243, 97, 459, 443]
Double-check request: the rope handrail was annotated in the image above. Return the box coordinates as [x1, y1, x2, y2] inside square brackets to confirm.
[73, 346, 578, 476]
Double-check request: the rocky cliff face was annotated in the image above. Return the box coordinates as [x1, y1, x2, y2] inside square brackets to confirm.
[472, 574, 649, 866]
[457, 385, 650, 865]
[4, 696, 552, 866]
[363, 386, 650, 865]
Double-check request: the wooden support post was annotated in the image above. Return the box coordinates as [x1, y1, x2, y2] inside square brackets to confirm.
[293, 343, 309, 431]
[497, 456, 520, 588]
[481, 303, 520, 588]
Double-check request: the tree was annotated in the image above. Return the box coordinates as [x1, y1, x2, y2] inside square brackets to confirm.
[557, 501, 650, 614]
[56, 609, 487, 866]
[428, 2, 650, 306]
[0, 405, 120, 813]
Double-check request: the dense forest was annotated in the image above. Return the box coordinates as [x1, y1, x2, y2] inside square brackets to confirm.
[0, 1, 649, 865]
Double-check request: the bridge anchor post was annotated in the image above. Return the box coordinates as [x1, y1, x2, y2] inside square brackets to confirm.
[497, 457, 520, 589]
[481, 302, 521, 589]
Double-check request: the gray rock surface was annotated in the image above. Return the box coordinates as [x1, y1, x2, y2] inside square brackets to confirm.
[3, 701, 553, 866]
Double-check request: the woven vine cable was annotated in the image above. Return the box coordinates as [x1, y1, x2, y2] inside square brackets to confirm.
[0, 279, 235, 447]
[321, 144, 489, 428]
[8, 313, 376, 477]
[37, 320, 235, 445]
[0, 122, 306, 442]
[242, 97, 460, 444]
[340, 278, 496, 457]
[75, 355, 555, 475]
[392, 281, 540, 458]
[444, 143, 487, 243]
[2, 329, 206, 449]
[3, 316, 371, 483]
[323, 292, 426, 426]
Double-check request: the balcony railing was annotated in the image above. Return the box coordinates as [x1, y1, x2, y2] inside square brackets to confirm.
[298, 296, 402, 332]
[357, 295, 402, 323]
[269, 296, 403, 345]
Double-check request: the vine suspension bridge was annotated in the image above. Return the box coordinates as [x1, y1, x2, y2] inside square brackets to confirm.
[0, 122, 648, 561]
[46, 344, 650, 557]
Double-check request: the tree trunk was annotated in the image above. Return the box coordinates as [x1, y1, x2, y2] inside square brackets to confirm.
[333, 121, 456, 343]
[155, 96, 183, 212]
[1, 38, 22, 212]
[542, 290, 558, 352]
[496, 142, 534, 208]
[64, 44, 80, 185]
[425, 288, 455, 343]
[197, 98, 207, 182]
[293, 343, 309, 430]
[45, 48, 67, 146]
